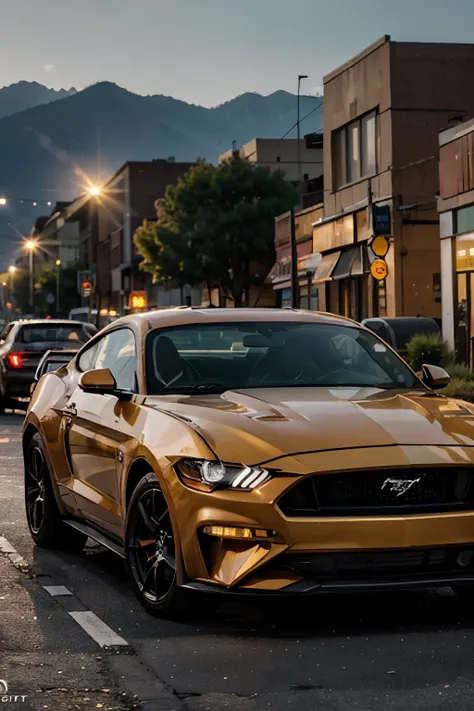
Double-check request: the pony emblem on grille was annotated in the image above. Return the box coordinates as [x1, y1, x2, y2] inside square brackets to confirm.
[381, 477, 421, 497]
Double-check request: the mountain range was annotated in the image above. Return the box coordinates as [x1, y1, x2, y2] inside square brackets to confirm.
[0, 80, 323, 268]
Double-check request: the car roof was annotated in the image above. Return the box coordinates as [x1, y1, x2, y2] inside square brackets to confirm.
[107, 307, 357, 332]
[15, 319, 86, 326]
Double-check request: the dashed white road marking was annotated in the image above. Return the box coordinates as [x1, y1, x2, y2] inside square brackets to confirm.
[0, 533, 130, 649]
[43, 585, 73, 597]
[69, 610, 129, 648]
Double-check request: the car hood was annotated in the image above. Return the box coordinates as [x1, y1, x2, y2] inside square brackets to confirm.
[145, 387, 474, 466]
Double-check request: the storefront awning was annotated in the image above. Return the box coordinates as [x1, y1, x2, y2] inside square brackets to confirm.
[313, 251, 341, 281]
[332, 245, 364, 280]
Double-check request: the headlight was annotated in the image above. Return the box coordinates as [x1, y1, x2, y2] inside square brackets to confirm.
[176, 459, 271, 492]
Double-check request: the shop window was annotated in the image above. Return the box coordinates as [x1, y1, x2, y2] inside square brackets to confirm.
[455, 234, 474, 271]
[333, 111, 377, 189]
[457, 205, 474, 234]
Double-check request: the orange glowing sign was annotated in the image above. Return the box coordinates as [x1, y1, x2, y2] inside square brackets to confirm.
[129, 291, 147, 310]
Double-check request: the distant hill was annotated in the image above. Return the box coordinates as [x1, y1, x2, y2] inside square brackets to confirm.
[0, 81, 323, 268]
[0, 81, 76, 119]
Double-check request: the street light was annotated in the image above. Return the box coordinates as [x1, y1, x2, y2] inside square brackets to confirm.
[88, 185, 101, 197]
[56, 259, 61, 314]
[25, 241, 36, 311]
[297, 74, 308, 207]
[0, 198, 6, 206]
[8, 265, 16, 274]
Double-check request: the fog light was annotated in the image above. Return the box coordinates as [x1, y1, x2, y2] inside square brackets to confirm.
[203, 525, 275, 540]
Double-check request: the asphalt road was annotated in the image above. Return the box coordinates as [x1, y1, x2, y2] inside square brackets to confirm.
[2, 414, 474, 710]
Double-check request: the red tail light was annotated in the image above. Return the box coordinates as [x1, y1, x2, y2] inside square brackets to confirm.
[7, 352, 24, 368]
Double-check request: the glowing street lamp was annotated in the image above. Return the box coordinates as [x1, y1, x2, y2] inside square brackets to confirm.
[88, 185, 101, 197]
[25, 241, 37, 309]
[0, 198, 6, 206]
[8, 266, 16, 274]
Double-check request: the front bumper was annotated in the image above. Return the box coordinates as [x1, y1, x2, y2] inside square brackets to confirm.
[168, 445, 474, 593]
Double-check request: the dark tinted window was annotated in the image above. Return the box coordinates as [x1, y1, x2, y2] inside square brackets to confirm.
[17, 324, 89, 344]
[146, 321, 421, 394]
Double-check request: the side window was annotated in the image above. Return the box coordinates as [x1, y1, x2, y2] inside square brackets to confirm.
[78, 340, 100, 372]
[94, 329, 137, 391]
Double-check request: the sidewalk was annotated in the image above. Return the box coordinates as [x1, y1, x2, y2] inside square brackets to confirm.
[0, 553, 130, 711]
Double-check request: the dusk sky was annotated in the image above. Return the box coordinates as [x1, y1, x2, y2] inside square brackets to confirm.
[2, 0, 474, 106]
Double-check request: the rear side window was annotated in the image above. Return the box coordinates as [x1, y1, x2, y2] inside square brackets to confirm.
[17, 325, 89, 344]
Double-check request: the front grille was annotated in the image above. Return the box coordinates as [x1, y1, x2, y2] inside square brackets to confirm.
[277, 468, 474, 517]
[281, 546, 474, 580]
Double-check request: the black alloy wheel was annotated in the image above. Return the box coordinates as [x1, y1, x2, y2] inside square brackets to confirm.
[25, 443, 46, 534]
[126, 474, 182, 613]
[125, 473, 219, 618]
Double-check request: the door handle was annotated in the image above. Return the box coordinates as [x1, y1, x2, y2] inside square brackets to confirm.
[62, 403, 77, 417]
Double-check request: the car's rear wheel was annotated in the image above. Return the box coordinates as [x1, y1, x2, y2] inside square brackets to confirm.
[25, 433, 87, 551]
[125, 472, 195, 618]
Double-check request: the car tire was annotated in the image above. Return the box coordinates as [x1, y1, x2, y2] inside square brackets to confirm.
[125, 472, 217, 618]
[24, 433, 87, 551]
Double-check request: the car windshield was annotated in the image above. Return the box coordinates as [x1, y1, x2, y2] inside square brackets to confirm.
[145, 321, 422, 395]
[17, 325, 89, 344]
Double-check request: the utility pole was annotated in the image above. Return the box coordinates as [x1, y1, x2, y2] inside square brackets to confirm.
[56, 259, 61, 314]
[297, 74, 308, 208]
[290, 208, 300, 308]
[29, 248, 33, 311]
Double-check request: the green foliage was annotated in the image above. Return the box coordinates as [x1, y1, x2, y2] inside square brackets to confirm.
[34, 263, 80, 316]
[442, 378, 474, 402]
[11, 264, 80, 316]
[134, 157, 297, 305]
[406, 333, 451, 372]
[445, 362, 474, 382]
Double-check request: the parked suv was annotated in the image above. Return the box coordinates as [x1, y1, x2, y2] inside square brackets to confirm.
[361, 317, 440, 359]
[0, 320, 95, 413]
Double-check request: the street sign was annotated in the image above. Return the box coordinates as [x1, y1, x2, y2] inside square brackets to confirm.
[370, 258, 388, 281]
[370, 235, 390, 258]
[129, 291, 147, 310]
[46, 292, 55, 305]
[372, 204, 391, 236]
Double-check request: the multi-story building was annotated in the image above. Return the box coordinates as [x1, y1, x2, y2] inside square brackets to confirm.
[438, 118, 474, 364]
[310, 35, 474, 322]
[219, 135, 324, 207]
[18, 205, 80, 274]
[94, 159, 198, 313]
[270, 204, 323, 308]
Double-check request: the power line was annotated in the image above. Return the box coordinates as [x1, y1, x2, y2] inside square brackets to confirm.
[278, 98, 324, 144]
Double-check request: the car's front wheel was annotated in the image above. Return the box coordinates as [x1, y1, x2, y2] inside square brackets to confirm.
[125, 472, 193, 618]
[24, 432, 87, 551]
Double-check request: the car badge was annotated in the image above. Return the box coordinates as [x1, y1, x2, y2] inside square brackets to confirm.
[381, 477, 421, 497]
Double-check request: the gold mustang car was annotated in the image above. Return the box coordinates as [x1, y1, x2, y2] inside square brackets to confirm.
[23, 308, 474, 616]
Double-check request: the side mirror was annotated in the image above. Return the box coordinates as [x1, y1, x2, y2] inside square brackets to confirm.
[422, 364, 450, 390]
[79, 368, 117, 394]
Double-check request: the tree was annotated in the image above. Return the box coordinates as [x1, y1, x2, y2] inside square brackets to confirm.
[134, 157, 297, 306]
[35, 263, 81, 316]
